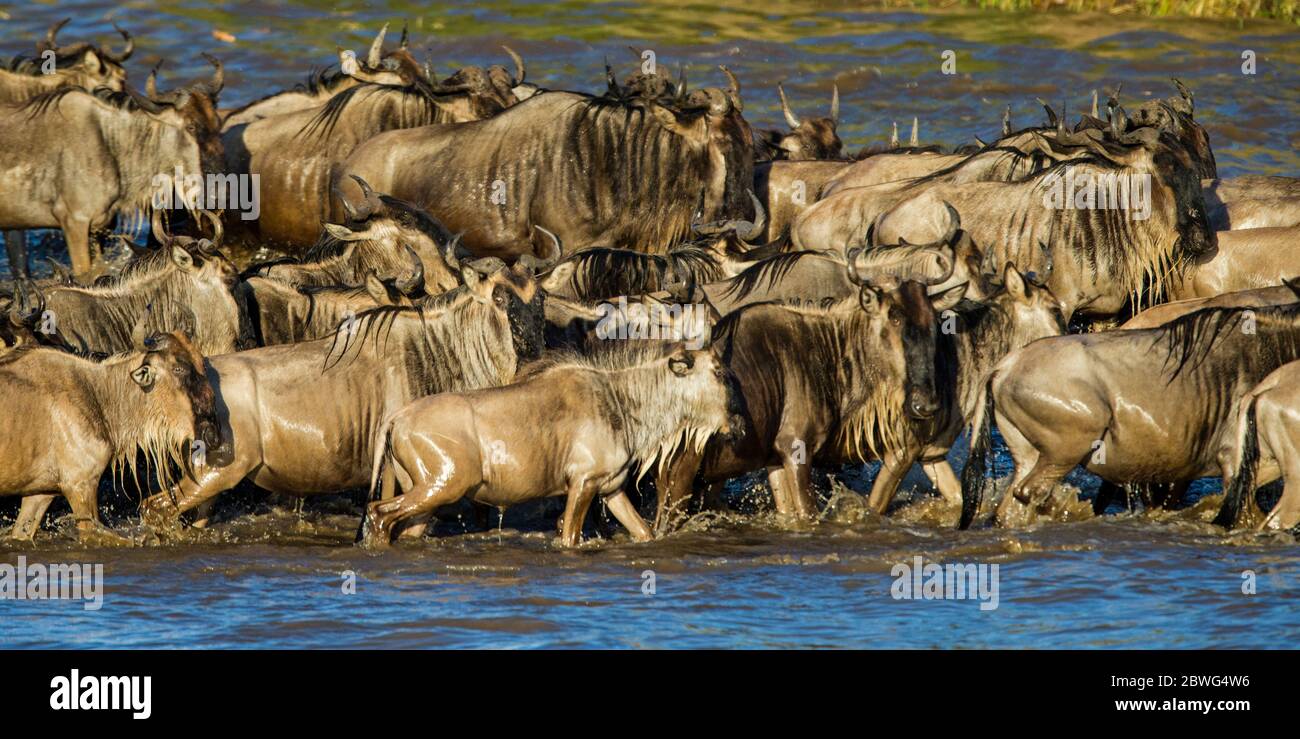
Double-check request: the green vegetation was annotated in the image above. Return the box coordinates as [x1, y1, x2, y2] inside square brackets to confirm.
[895, 0, 1299, 24]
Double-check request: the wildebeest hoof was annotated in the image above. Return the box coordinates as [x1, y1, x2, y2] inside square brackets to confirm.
[76, 523, 135, 548]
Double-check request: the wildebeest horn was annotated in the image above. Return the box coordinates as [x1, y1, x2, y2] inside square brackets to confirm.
[777, 83, 800, 128]
[101, 22, 134, 63]
[890, 121, 899, 148]
[399, 21, 409, 50]
[1171, 77, 1193, 113]
[533, 225, 563, 263]
[151, 208, 171, 246]
[200, 209, 224, 245]
[442, 234, 463, 271]
[348, 175, 383, 214]
[692, 190, 765, 242]
[1002, 105, 1011, 136]
[604, 57, 623, 98]
[720, 65, 742, 112]
[43, 18, 71, 52]
[1036, 98, 1058, 129]
[973, 135, 987, 148]
[145, 60, 163, 98]
[503, 45, 525, 85]
[675, 66, 687, 99]
[848, 245, 954, 287]
[909, 117, 918, 147]
[396, 244, 425, 296]
[196, 53, 224, 96]
[829, 84, 839, 124]
[333, 183, 360, 222]
[368, 23, 389, 68]
[940, 201, 961, 245]
[1091, 89, 1099, 119]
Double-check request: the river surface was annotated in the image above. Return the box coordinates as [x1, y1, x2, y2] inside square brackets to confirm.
[1, 1, 1299, 648]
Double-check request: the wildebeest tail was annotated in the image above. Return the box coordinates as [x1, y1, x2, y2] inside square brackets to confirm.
[355, 423, 395, 543]
[959, 377, 996, 530]
[1214, 400, 1259, 530]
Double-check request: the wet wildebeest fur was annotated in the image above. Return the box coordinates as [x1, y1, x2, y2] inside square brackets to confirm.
[338, 69, 754, 258]
[239, 267, 419, 346]
[358, 342, 738, 547]
[1217, 360, 1300, 532]
[1202, 175, 1300, 231]
[0, 331, 219, 543]
[139, 266, 545, 527]
[961, 303, 1300, 528]
[654, 266, 966, 531]
[1122, 280, 1300, 330]
[1169, 227, 1300, 300]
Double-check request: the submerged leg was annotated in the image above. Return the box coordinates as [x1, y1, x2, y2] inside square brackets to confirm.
[605, 490, 653, 542]
[10, 494, 55, 540]
[559, 478, 599, 548]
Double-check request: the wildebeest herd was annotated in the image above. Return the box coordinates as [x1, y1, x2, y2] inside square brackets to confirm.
[2, 21, 1299, 548]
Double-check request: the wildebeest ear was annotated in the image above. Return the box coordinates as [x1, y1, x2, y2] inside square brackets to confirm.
[324, 223, 357, 241]
[668, 347, 694, 376]
[364, 272, 389, 304]
[460, 266, 482, 294]
[170, 245, 194, 271]
[130, 364, 155, 388]
[1003, 264, 1028, 300]
[858, 284, 885, 313]
[931, 281, 968, 312]
[1284, 276, 1300, 298]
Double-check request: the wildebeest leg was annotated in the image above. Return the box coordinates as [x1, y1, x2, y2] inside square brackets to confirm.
[191, 500, 216, 529]
[62, 217, 94, 276]
[67, 482, 130, 546]
[1256, 417, 1300, 531]
[605, 490, 653, 542]
[141, 462, 252, 529]
[866, 449, 917, 514]
[1093, 480, 1123, 515]
[559, 478, 599, 547]
[3, 230, 29, 279]
[10, 494, 55, 540]
[653, 446, 702, 535]
[922, 459, 961, 505]
[991, 417, 1041, 525]
[362, 477, 474, 549]
[995, 458, 1074, 527]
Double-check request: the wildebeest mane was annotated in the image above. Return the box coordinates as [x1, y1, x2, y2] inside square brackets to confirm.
[20, 85, 166, 118]
[295, 79, 449, 140]
[1155, 302, 1300, 382]
[717, 250, 838, 302]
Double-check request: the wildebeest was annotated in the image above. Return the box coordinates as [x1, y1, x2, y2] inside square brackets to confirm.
[538, 193, 766, 301]
[245, 177, 465, 293]
[1122, 281, 1300, 330]
[1169, 227, 1300, 300]
[962, 303, 1300, 528]
[0, 18, 132, 103]
[138, 265, 545, 527]
[0, 64, 224, 275]
[756, 83, 842, 161]
[358, 342, 737, 547]
[1202, 175, 1300, 231]
[1216, 359, 1300, 532]
[240, 253, 422, 346]
[858, 126, 1216, 320]
[222, 50, 524, 248]
[0, 331, 219, 543]
[15, 215, 242, 357]
[338, 68, 755, 258]
[753, 159, 853, 243]
[654, 255, 966, 530]
[864, 266, 1067, 514]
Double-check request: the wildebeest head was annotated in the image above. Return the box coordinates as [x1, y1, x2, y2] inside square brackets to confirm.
[144, 54, 225, 175]
[664, 342, 741, 439]
[984, 263, 1069, 344]
[425, 48, 525, 121]
[462, 262, 546, 364]
[765, 82, 842, 161]
[1118, 124, 1217, 260]
[132, 330, 222, 452]
[652, 66, 755, 221]
[29, 18, 133, 92]
[1124, 80, 1216, 179]
[327, 176, 462, 294]
[850, 247, 967, 421]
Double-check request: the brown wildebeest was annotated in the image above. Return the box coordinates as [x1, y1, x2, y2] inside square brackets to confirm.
[240, 252, 422, 346]
[753, 159, 852, 244]
[138, 266, 545, 528]
[756, 83, 842, 162]
[538, 193, 766, 301]
[222, 46, 523, 248]
[0, 331, 219, 543]
[1216, 360, 1300, 532]
[1122, 281, 1300, 330]
[653, 253, 967, 530]
[20, 218, 242, 357]
[542, 288, 714, 354]
[358, 342, 738, 547]
[1203, 175, 1300, 231]
[865, 265, 1067, 515]
[0, 67, 223, 275]
[696, 208, 990, 317]
[246, 178, 465, 294]
[961, 303, 1300, 529]
[338, 67, 754, 259]
[1168, 227, 1300, 300]
[0, 18, 132, 103]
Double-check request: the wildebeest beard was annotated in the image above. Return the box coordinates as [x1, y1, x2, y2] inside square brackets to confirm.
[507, 289, 546, 363]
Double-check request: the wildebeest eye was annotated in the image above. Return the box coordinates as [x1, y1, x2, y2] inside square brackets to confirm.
[173, 365, 186, 375]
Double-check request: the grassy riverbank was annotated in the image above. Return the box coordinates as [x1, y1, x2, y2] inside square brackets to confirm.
[895, 0, 1298, 23]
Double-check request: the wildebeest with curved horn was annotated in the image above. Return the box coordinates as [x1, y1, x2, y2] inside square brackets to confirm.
[338, 66, 755, 259]
[0, 18, 133, 103]
[961, 303, 1300, 528]
[359, 342, 738, 547]
[756, 82, 842, 161]
[139, 266, 545, 528]
[654, 251, 967, 530]
[0, 330, 219, 543]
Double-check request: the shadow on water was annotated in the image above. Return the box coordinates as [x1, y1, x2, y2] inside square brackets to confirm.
[1, 1, 1298, 647]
